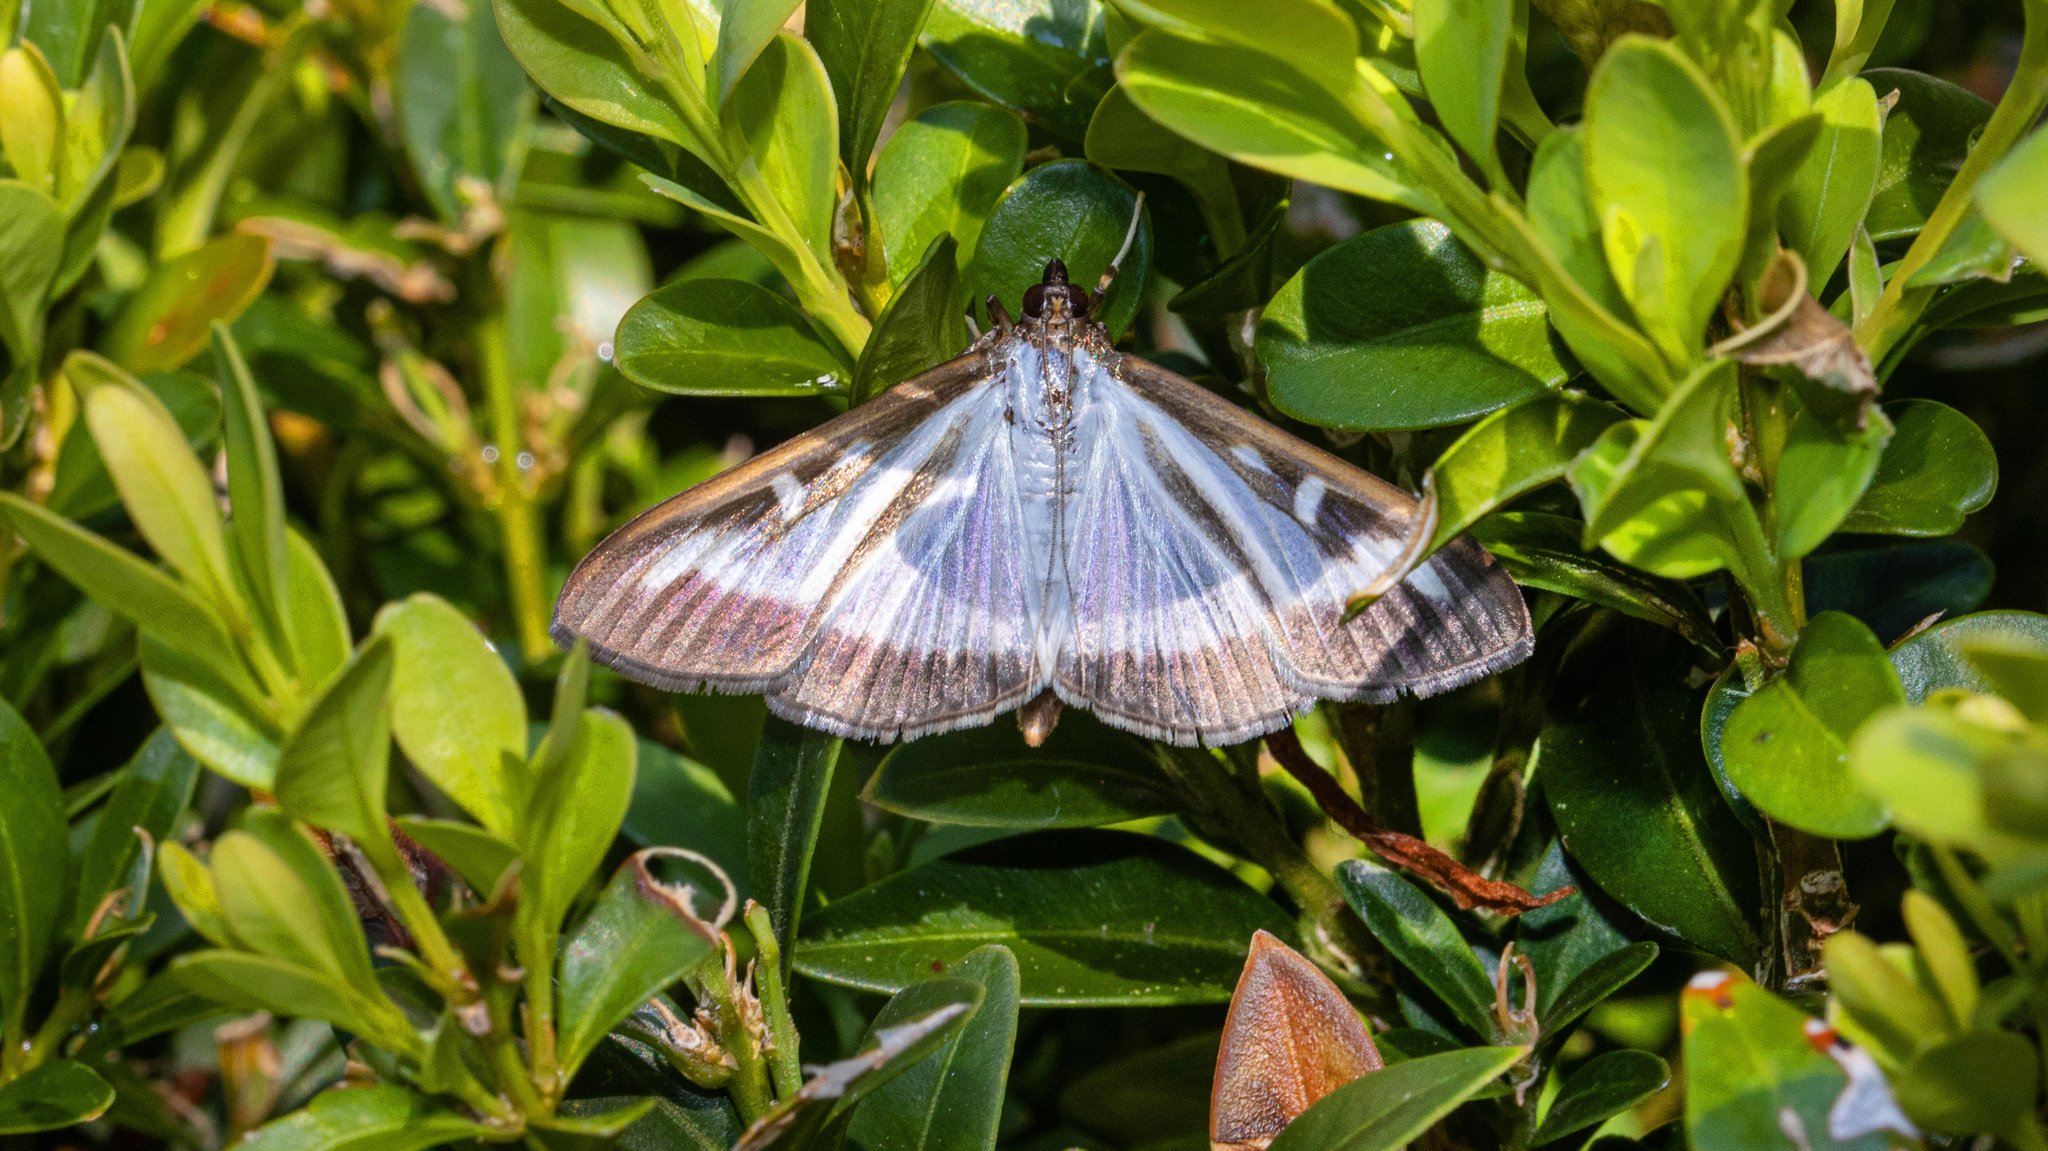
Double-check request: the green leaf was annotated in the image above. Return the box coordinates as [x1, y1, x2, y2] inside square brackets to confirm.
[1864, 68, 1992, 242]
[797, 830, 1295, 1005]
[723, 32, 839, 267]
[714, 0, 803, 104]
[1904, 213, 2017, 288]
[0, 49, 62, 194]
[854, 234, 967, 403]
[1470, 513, 1723, 655]
[1259, 220, 1567, 431]
[1824, 929, 1951, 1065]
[494, 0, 695, 150]
[0, 698, 68, 1025]
[1429, 392, 1621, 550]
[1582, 37, 1745, 366]
[1084, 83, 1241, 247]
[0, 1060, 114, 1134]
[1778, 77, 1880, 286]
[396, 0, 529, 224]
[1722, 612, 1902, 838]
[809, 0, 938, 172]
[1266, 1046, 1525, 1151]
[1057, 1031, 1214, 1144]
[1514, 843, 1633, 1021]
[1776, 400, 1892, 561]
[1116, 29, 1426, 213]
[749, 716, 843, 975]
[283, 527, 351, 687]
[1541, 941, 1659, 1039]
[864, 712, 1170, 829]
[872, 100, 1025, 283]
[1414, 0, 1512, 181]
[969, 159, 1150, 340]
[1977, 125, 2048, 269]
[565, 1038, 745, 1149]
[238, 1084, 489, 1151]
[849, 944, 1020, 1151]
[1894, 1028, 2038, 1137]
[1890, 611, 2048, 703]
[0, 181, 61, 438]
[1681, 967, 1871, 1150]
[168, 949, 393, 1043]
[1849, 703, 2041, 867]
[71, 353, 243, 621]
[525, 708, 638, 932]
[558, 850, 725, 1078]
[372, 594, 526, 838]
[71, 727, 200, 939]
[393, 817, 519, 895]
[614, 277, 847, 396]
[1902, 888, 1979, 1026]
[212, 812, 379, 992]
[743, 994, 980, 1148]
[139, 632, 280, 789]
[621, 740, 748, 895]
[274, 637, 399, 864]
[1536, 625, 1762, 965]
[1807, 541, 1992, 644]
[101, 233, 273, 374]
[922, 0, 1112, 142]
[102, 968, 224, 1046]
[156, 841, 228, 947]
[1840, 400, 1997, 536]
[209, 328, 294, 661]
[1338, 860, 1498, 1039]
[1534, 1050, 1670, 1145]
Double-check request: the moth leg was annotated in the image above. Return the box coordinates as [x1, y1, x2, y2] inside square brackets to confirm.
[987, 294, 1014, 333]
[1091, 190, 1149, 308]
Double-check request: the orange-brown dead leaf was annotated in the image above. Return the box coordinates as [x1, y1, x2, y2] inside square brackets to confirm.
[1211, 930, 1382, 1151]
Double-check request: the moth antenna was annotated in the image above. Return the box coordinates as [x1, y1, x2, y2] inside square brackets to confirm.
[1092, 191, 1148, 304]
[987, 294, 1014, 332]
[1342, 472, 1440, 622]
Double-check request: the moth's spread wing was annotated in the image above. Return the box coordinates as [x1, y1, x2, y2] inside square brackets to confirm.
[554, 356, 1043, 741]
[1058, 354, 1532, 744]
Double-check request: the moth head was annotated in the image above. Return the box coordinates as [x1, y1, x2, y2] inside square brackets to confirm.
[1021, 257, 1093, 323]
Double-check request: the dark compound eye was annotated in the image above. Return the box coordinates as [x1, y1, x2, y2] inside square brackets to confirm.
[1021, 283, 1048, 318]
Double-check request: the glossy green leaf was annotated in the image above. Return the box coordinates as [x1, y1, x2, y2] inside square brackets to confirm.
[1805, 540, 1992, 644]
[0, 1060, 114, 1134]
[72, 353, 242, 619]
[1083, 83, 1241, 246]
[723, 33, 838, 266]
[0, 49, 62, 194]
[212, 813, 378, 991]
[239, 1084, 489, 1151]
[0, 699, 67, 1023]
[1414, 0, 1511, 180]
[1864, 68, 1992, 242]
[1259, 220, 1568, 431]
[1740, 114, 1824, 284]
[156, 840, 229, 946]
[1904, 213, 2018, 288]
[797, 830, 1295, 1005]
[872, 100, 1025, 282]
[1117, 29, 1426, 213]
[1117, 0, 1363, 91]
[209, 327, 294, 664]
[101, 233, 273, 374]
[1779, 78, 1880, 286]
[0, 182, 61, 427]
[168, 949, 393, 1043]
[372, 594, 526, 838]
[139, 632, 280, 789]
[865, 711, 1170, 829]
[70, 727, 199, 939]
[274, 638, 399, 864]
[922, 0, 1112, 141]
[1339, 859, 1498, 1038]
[1977, 125, 2048, 269]
[565, 1038, 746, 1149]
[1514, 843, 1633, 1021]
[283, 528, 351, 688]
[1902, 888, 1979, 1026]
[1542, 941, 1659, 1040]
[1534, 1050, 1670, 1146]
[741, 992, 979, 1149]
[494, 0, 694, 150]
[558, 850, 724, 1078]
[1824, 929, 1950, 1065]
[1471, 513, 1723, 655]
[1267, 1046, 1524, 1151]
[749, 717, 843, 973]
[1428, 392, 1621, 550]
[809, 0, 938, 171]
[1850, 699, 2047, 872]
[396, 0, 528, 223]
[501, 207, 653, 390]
[1840, 400, 1997, 536]
[1583, 37, 1744, 365]
[969, 159, 1151, 340]
[849, 944, 1019, 1151]
[1890, 611, 2048, 703]
[1056, 1031, 1214, 1144]
[525, 708, 638, 932]
[1536, 626, 1762, 965]
[1722, 614, 1900, 839]
[715, 0, 802, 103]
[615, 277, 847, 395]
[622, 740, 749, 896]
[1775, 402, 1892, 565]
[855, 234, 967, 403]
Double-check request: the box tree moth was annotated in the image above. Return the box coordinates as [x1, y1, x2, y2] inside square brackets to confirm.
[554, 232, 1532, 747]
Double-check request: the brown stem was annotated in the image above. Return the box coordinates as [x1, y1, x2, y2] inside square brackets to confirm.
[1265, 729, 1573, 916]
[1767, 819, 1854, 990]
